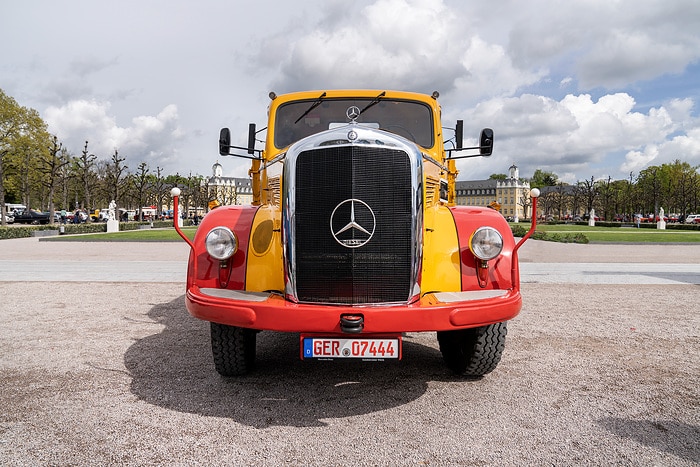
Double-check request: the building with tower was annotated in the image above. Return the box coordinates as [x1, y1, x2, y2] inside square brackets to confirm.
[204, 161, 532, 220]
[455, 164, 532, 221]
[205, 161, 253, 209]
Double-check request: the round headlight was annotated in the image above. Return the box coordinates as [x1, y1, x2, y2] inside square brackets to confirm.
[205, 227, 238, 260]
[469, 227, 503, 261]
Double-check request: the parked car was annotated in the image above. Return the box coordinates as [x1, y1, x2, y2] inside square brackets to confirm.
[12, 209, 50, 224]
[68, 210, 89, 223]
[685, 214, 700, 224]
[90, 209, 112, 222]
[2, 214, 14, 224]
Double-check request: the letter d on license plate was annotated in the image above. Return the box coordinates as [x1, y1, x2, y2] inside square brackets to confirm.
[302, 337, 401, 360]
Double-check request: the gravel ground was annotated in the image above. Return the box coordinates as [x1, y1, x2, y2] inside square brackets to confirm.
[0, 238, 698, 466]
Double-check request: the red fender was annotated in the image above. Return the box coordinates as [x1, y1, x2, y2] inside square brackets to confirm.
[188, 205, 260, 290]
[449, 206, 518, 291]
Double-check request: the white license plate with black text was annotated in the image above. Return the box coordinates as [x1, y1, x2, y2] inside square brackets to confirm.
[302, 337, 401, 360]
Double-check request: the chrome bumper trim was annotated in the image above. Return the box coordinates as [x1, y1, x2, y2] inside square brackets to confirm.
[200, 288, 271, 302]
[433, 290, 508, 303]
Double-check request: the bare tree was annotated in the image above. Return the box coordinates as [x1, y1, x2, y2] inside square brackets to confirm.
[132, 162, 150, 221]
[176, 172, 202, 218]
[150, 166, 167, 219]
[577, 176, 598, 217]
[555, 183, 571, 219]
[599, 176, 613, 221]
[37, 135, 70, 224]
[105, 149, 129, 219]
[75, 141, 97, 217]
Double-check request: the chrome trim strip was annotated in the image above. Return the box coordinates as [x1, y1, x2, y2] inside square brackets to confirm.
[433, 290, 508, 303]
[422, 152, 447, 171]
[200, 288, 271, 302]
[263, 152, 286, 170]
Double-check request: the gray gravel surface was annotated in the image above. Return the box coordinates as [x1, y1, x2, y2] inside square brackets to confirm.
[0, 237, 698, 466]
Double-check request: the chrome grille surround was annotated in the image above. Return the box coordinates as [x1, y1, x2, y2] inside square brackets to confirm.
[282, 124, 424, 305]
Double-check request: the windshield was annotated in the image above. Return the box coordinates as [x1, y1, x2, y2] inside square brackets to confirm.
[274, 98, 434, 149]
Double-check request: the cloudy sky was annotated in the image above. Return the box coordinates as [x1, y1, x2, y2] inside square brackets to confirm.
[2, 0, 699, 184]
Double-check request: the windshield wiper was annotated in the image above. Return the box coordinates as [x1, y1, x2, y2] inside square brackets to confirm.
[359, 91, 386, 115]
[294, 91, 327, 124]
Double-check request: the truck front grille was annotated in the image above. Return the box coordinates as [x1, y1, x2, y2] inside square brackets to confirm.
[294, 146, 413, 304]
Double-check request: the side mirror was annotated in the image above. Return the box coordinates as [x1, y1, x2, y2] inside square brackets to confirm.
[247, 123, 256, 155]
[219, 128, 231, 156]
[455, 120, 463, 149]
[480, 128, 494, 156]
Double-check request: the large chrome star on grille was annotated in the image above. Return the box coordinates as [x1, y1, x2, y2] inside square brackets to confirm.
[330, 198, 376, 248]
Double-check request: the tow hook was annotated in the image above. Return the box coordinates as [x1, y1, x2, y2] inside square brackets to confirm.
[340, 314, 364, 333]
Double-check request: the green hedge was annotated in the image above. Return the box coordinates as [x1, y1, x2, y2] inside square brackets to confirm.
[539, 232, 589, 243]
[511, 225, 528, 237]
[510, 224, 589, 243]
[665, 223, 700, 231]
[0, 226, 36, 239]
[626, 222, 700, 230]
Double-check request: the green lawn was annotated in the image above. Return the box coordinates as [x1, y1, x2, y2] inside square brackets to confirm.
[520, 223, 700, 243]
[44, 227, 197, 242]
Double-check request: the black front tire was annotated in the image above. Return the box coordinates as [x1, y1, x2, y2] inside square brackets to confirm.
[210, 322, 257, 376]
[437, 322, 508, 376]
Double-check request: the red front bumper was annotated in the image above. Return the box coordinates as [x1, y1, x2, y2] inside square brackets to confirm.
[185, 286, 522, 333]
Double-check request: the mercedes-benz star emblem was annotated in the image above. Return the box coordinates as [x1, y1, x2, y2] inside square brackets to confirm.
[346, 106, 361, 121]
[330, 199, 376, 248]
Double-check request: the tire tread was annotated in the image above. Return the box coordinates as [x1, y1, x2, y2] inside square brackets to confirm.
[210, 322, 256, 376]
[437, 322, 507, 376]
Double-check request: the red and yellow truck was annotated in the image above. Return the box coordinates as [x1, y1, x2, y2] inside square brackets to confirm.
[172, 90, 538, 377]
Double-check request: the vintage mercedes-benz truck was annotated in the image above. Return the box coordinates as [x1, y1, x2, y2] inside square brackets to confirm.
[172, 89, 538, 377]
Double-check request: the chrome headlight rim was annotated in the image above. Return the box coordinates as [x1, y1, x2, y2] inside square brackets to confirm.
[469, 226, 503, 261]
[205, 226, 238, 260]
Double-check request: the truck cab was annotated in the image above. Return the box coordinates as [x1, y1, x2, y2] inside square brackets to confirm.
[172, 90, 538, 377]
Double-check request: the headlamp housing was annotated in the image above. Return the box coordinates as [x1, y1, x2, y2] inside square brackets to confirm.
[469, 227, 503, 261]
[205, 227, 238, 260]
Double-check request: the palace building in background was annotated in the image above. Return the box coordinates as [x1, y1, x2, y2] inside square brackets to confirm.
[207, 161, 532, 220]
[456, 164, 532, 221]
[205, 162, 253, 208]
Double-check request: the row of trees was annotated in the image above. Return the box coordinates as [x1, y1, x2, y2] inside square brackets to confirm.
[1, 89, 212, 226]
[3, 88, 699, 226]
[522, 163, 700, 221]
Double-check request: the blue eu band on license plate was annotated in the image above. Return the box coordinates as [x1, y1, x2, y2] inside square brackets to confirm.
[303, 338, 400, 360]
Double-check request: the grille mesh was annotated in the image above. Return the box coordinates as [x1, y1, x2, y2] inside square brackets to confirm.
[294, 146, 413, 304]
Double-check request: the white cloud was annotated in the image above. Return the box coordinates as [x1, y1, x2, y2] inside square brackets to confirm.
[457, 92, 696, 181]
[662, 127, 700, 163]
[266, 0, 469, 94]
[665, 98, 696, 128]
[623, 125, 700, 174]
[452, 36, 547, 104]
[577, 30, 695, 88]
[505, 0, 700, 89]
[2, 0, 699, 183]
[44, 100, 183, 168]
[621, 147, 660, 174]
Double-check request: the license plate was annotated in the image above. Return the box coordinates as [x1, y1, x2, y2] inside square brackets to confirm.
[302, 337, 401, 360]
